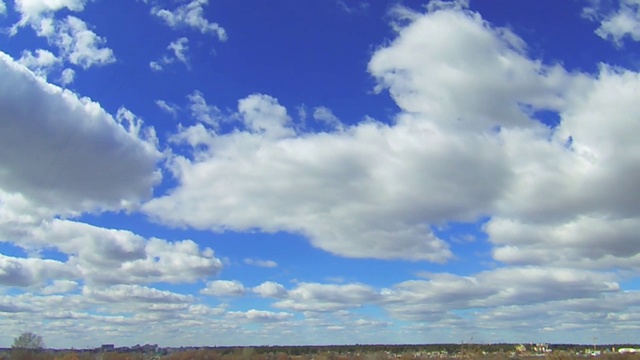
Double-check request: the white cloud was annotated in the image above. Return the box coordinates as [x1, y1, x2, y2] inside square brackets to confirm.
[12, 0, 88, 27]
[151, 0, 227, 41]
[167, 37, 189, 66]
[149, 60, 165, 71]
[237, 94, 294, 138]
[244, 258, 278, 268]
[142, 5, 583, 262]
[41, 280, 78, 295]
[59, 67, 74, 85]
[312, 106, 343, 131]
[2, 218, 224, 286]
[0, 51, 160, 216]
[49, 16, 115, 69]
[143, 103, 502, 261]
[589, 0, 640, 46]
[485, 65, 640, 270]
[17, 49, 61, 77]
[0, 1, 6, 15]
[186, 90, 222, 126]
[84, 285, 192, 304]
[0, 254, 75, 287]
[151, 38, 190, 71]
[11, 1, 115, 69]
[368, 7, 574, 132]
[201, 280, 246, 297]
[3, 2, 640, 346]
[227, 309, 294, 322]
[273, 283, 379, 312]
[156, 99, 179, 117]
[253, 281, 287, 298]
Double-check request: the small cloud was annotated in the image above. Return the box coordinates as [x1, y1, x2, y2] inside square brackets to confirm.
[17, 49, 61, 77]
[167, 37, 190, 68]
[297, 104, 307, 122]
[150, 38, 190, 71]
[201, 280, 246, 297]
[253, 281, 288, 298]
[244, 258, 278, 268]
[187, 90, 223, 126]
[151, 0, 227, 41]
[312, 106, 344, 131]
[149, 60, 164, 71]
[60, 68, 75, 85]
[155, 99, 179, 117]
[337, 1, 369, 14]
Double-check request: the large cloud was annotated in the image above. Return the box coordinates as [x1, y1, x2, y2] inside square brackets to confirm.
[143, 4, 640, 269]
[368, 7, 577, 132]
[486, 65, 640, 270]
[0, 51, 161, 216]
[0, 218, 223, 286]
[142, 5, 582, 262]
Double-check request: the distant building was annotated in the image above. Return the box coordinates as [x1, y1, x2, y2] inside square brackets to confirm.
[618, 348, 640, 354]
[101, 345, 115, 351]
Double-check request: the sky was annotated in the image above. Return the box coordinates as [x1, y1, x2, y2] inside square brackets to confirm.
[2, 0, 640, 348]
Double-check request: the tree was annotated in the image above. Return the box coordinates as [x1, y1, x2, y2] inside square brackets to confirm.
[12, 332, 45, 350]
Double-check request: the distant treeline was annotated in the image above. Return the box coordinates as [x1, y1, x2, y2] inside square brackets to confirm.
[3, 342, 640, 360]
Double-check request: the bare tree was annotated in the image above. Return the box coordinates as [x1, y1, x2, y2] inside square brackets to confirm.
[12, 332, 45, 349]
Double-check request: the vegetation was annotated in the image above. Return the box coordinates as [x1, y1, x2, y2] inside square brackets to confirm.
[3, 336, 640, 360]
[10, 332, 46, 360]
[12, 333, 45, 350]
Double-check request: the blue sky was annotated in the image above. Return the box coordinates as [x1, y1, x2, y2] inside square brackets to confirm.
[2, 0, 640, 348]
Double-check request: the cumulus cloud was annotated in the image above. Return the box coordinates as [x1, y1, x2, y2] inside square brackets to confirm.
[0, 51, 161, 216]
[17, 49, 61, 77]
[143, 92, 503, 261]
[382, 267, 619, 320]
[59, 67, 75, 85]
[3, 2, 640, 346]
[253, 281, 288, 298]
[201, 280, 246, 297]
[84, 285, 192, 304]
[140, 5, 585, 262]
[41, 280, 78, 295]
[588, 0, 640, 46]
[13, 6, 115, 70]
[12, 0, 88, 27]
[48, 16, 115, 68]
[142, 2, 640, 273]
[273, 283, 380, 312]
[0, 218, 223, 285]
[486, 65, 640, 270]
[0, 254, 75, 287]
[151, 0, 227, 41]
[186, 90, 222, 126]
[227, 309, 294, 322]
[368, 7, 576, 132]
[237, 94, 294, 138]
